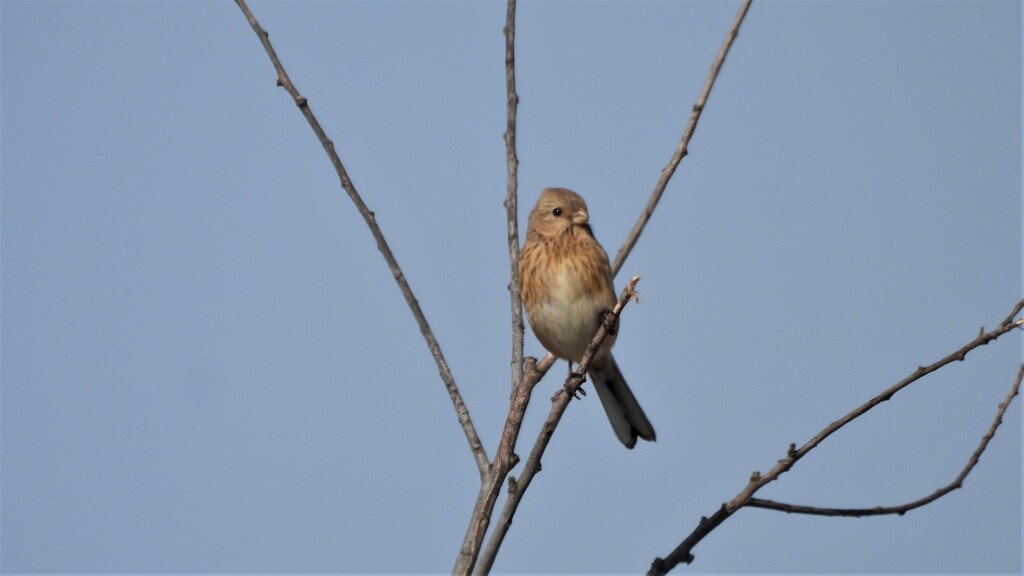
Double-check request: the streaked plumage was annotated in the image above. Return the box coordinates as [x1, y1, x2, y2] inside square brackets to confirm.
[519, 187, 655, 448]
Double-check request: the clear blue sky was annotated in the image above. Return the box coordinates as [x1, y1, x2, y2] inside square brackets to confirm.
[2, 1, 1020, 573]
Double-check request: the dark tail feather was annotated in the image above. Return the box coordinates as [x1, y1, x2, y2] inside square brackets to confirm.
[588, 354, 656, 449]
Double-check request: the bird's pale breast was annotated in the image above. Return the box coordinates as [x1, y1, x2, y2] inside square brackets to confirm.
[522, 232, 617, 362]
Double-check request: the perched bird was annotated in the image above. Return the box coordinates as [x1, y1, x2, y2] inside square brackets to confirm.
[518, 187, 656, 448]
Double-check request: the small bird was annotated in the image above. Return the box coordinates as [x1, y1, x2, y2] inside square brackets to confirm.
[518, 187, 655, 448]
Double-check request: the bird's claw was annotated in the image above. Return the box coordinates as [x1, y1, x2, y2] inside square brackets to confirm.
[564, 373, 587, 399]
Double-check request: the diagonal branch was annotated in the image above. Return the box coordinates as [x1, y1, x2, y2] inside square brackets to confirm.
[784, 299, 1023, 466]
[648, 298, 1024, 575]
[503, 0, 525, 394]
[611, 0, 753, 277]
[748, 361, 1024, 518]
[525, 0, 754, 421]
[474, 277, 642, 575]
[234, 0, 489, 476]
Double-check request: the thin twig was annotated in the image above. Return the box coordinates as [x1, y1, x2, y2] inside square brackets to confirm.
[475, 277, 642, 575]
[233, 0, 489, 476]
[503, 0, 525, 394]
[748, 361, 1024, 517]
[611, 0, 753, 277]
[648, 299, 1024, 575]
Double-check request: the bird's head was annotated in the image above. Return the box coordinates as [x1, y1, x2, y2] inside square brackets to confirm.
[527, 187, 592, 238]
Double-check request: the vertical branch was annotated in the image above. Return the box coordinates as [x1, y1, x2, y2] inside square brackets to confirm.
[503, 0, 525, 392]
[233, 0, 490, 476]
[611, 0, 753, 277]
[452, 3, 527, 572]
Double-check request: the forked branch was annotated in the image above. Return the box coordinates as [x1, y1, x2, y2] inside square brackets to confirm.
[466, 0, 754, 571]
[648, 299, 1024, 575]
[747, 361, 1023, 517]
[474, 277, 642, 575]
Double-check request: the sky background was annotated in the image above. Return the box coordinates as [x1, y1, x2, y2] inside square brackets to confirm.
[2, 1, 1021, 574]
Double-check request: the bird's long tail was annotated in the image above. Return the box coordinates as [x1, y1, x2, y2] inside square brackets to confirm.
[588, 354, 656, 449]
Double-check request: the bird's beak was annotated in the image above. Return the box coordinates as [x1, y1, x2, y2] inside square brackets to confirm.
[571, 210, 589, 225]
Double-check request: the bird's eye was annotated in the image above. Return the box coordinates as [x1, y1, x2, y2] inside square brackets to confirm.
[552, 207, 563, 217]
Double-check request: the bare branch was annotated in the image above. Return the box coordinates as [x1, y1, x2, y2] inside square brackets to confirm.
[233, 0, 489, 476]
[451, 3, 532, 572]
[611, 0, 753, 277]
[748, 361, 1024, 518]
[503, 0, 525, 393]
[475, 277, 642, 575]
[455, 355, 544, 576]
[787, 300, 1024, 466]
[649, 299, 1024, 575]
